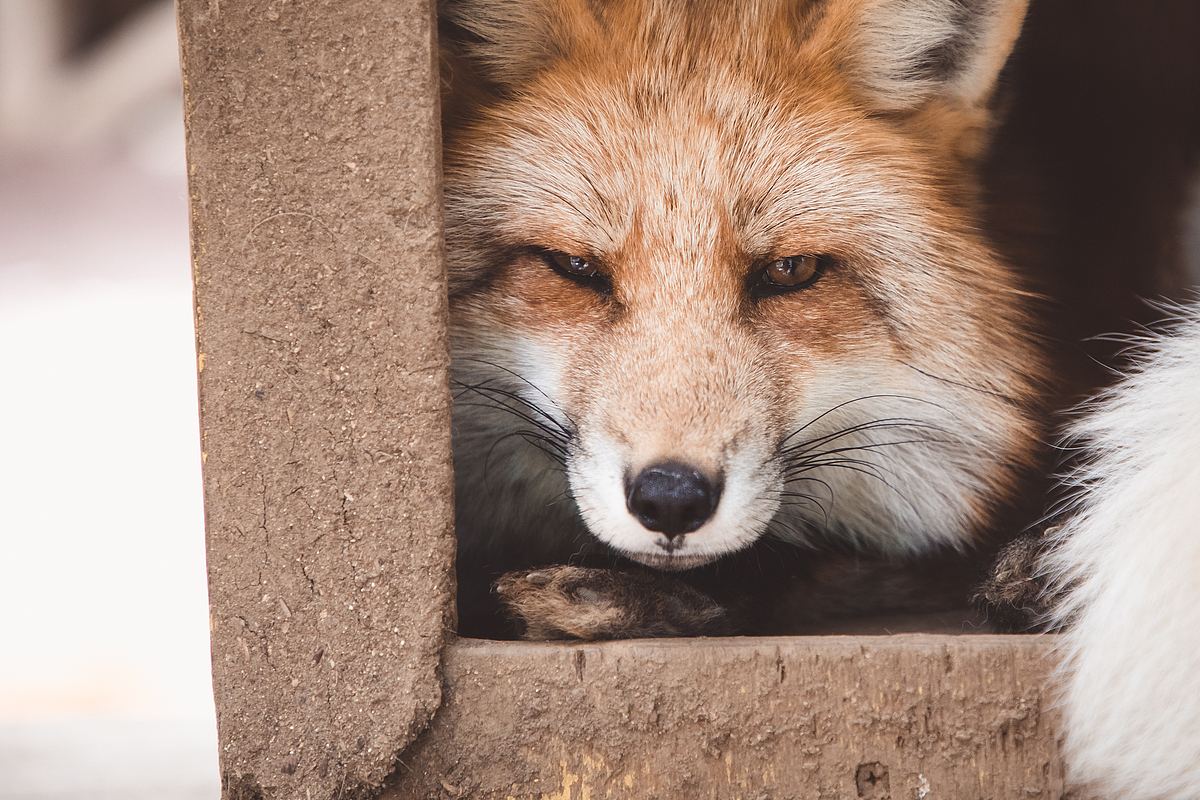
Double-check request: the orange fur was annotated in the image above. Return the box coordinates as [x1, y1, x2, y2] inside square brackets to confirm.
[443, 0, 1044, 572]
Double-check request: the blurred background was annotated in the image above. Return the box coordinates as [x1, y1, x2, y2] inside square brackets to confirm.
[0, 0, 218, 797]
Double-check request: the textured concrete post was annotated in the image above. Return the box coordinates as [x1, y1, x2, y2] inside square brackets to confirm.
[178, 1, 454, 797]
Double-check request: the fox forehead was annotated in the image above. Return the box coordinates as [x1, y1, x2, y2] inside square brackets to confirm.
[441, 0, 975, 266]
[443, 0, 1035, 378]
[450, 77, 938, 273]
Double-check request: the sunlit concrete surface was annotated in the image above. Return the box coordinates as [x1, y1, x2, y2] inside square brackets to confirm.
[0, 72, 219, 800]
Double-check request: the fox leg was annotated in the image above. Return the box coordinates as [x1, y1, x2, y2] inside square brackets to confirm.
[495, 550, 985, 640]
[495, 566, 731, 640]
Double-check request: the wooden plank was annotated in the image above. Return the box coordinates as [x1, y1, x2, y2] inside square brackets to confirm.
[386, 635, 1075, 800]
[177, 1, 454, 797]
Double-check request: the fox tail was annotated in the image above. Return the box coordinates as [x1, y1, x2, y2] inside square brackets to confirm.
[1042, 300, 1200, 799]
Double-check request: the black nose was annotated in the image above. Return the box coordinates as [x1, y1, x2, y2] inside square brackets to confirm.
[626, 462, 721, 536]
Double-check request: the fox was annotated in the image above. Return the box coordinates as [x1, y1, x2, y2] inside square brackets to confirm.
[440, 0, 1200, 795]
[440, 0, 1044, 636]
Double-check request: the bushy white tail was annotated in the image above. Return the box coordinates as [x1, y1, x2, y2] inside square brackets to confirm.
[1042, 302, 1200, 799]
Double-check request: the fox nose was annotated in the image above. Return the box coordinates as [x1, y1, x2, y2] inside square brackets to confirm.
[626, 462, 721, 537]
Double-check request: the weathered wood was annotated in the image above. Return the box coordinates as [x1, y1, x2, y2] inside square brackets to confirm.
[386, 635, 1073, 800]
[178, 1, 454, 797]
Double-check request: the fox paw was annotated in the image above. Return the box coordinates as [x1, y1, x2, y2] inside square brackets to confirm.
[495, 566, 730, 641]
[973, 529, 1056, 631]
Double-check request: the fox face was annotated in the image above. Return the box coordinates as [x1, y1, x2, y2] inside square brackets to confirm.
[443, 0, 1042, 570]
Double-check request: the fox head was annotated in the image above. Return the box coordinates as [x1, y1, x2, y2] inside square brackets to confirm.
[442, 0, 1043, 570]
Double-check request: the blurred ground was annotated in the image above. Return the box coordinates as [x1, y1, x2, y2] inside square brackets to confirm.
[0, 2, 219, 797]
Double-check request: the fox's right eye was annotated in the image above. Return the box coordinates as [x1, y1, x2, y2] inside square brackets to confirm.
[538, 249, 611, 293]
[750, 254, 829, 299]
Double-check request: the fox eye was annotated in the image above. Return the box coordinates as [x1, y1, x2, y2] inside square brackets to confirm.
[756, 255, 825, 295]
[539, 249, 611, 293]
[546, 250, 597, 277]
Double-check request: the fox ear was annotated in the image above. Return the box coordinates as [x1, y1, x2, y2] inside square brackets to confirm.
[837, 0, 1029, 114]
[440, 0, 601, 89]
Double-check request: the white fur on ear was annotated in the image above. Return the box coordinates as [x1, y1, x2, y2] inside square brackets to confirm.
[442, 0, 600, 87]
[851, 0, 1029, 112]
[1041, 302, 1200, 799]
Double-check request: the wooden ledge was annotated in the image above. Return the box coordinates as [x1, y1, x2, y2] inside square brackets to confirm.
[386, 635, 1072, 799]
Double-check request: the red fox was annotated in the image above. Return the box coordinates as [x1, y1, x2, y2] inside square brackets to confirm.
[443, 0, 1043, 627]
[441, 0, 1200, 795]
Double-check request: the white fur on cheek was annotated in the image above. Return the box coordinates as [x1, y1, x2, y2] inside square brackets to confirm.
[449, 330, 586, 564]
[511, 337, 571, 431]
[769, 363, 1008, 556]
[1041, 302, 1200, 800]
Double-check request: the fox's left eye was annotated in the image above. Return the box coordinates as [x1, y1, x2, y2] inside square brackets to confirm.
[545, 250, 598, 278]
[538, 249, 612, 294]
[756, 255, 826, 295]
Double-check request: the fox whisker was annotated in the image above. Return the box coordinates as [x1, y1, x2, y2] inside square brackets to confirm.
[776, 405, 955, 526]
[453, 378, 575, 439]
[781, 417, 949, 458]
[778, 395, 948, 450]
[455, 356, 579, 430]
[454, 398, 570, 449]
